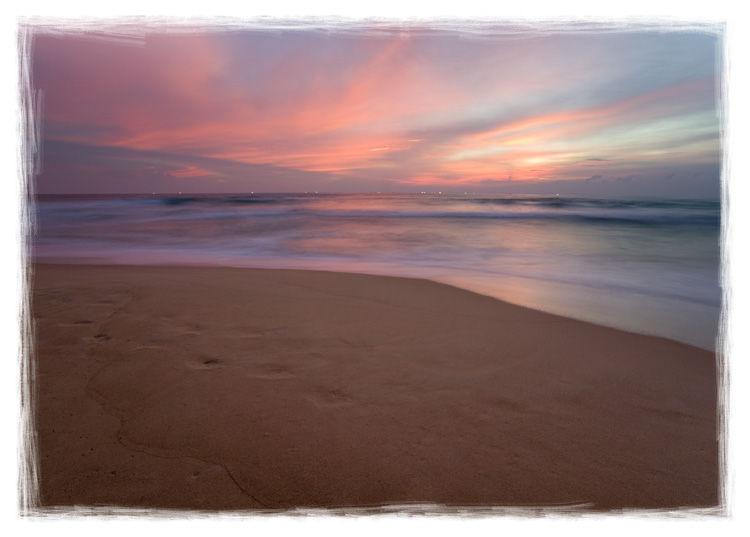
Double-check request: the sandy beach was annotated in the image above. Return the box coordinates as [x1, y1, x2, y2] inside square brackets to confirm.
[29, 263, 719, 512]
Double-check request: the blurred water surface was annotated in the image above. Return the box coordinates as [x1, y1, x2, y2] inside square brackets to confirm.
[32, 193, 722, 350]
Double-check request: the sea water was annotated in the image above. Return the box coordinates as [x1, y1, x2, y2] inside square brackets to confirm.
[30, 193, 722, 351]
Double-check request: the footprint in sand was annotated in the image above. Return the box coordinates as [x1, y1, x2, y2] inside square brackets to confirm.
[87, 293, 132, 307]
[307, 387, 354, 408]
[155, 317, 205, 337]
[246, 363, 295, 380]
[186, 357, 224, 370]
[175, 325, 203, 336]
[55, 320, 95, 328]
[186, 356, 297, 378]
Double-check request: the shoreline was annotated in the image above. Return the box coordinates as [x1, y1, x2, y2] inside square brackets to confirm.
[28, 263, 720, 511]
[31, 257, 720, 352]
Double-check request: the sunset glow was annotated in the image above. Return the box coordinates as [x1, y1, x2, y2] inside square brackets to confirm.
[30, 24, 723, 196]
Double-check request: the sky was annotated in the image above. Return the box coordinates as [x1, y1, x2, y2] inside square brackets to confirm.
[27, 22, 724, 197]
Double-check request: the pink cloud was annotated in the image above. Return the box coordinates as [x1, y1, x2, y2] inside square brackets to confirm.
[168, 166, 215, 178]
[34, 30, 720, 192]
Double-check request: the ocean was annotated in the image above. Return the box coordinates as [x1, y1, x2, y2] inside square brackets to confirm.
[30, 193, 722, 351]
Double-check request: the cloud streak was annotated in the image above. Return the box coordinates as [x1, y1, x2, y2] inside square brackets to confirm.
[31, 25, 723, 196]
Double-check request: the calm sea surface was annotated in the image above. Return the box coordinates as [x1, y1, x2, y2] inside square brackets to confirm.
[31, 193, 722, 350]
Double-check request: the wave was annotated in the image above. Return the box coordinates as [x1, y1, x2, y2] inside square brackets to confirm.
[469, 196, 718, 210]
[36, 193, 719, 216]
[254, 208, 720, 227]
[160, 195, 286, 206]
[149, 195, 719, 225]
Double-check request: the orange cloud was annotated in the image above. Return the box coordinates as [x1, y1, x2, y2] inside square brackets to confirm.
[424, 77, 717, 183]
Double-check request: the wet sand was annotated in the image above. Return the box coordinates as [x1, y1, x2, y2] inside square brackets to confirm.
[29, 263, 719, 512]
